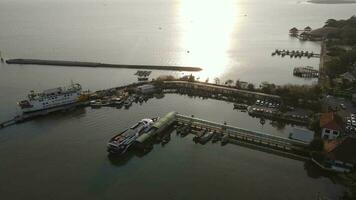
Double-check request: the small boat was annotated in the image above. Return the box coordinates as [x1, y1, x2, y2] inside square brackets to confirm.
[138, 77, 149, 81]
[161, 133, 171, 145]
[196, 131, 214, 144]
[138, 96, 144, 103]
[233, 103, 248, 110]
[193, 130, 206, 143]
[260, 118, 266, 125]
[90, 100, 102, 108]
[177, 125, 191, 137]
[124, 99, 132, 108]
[111, 97, 123, 105]
[211, 132, 222, 143]
[221, 135, 229, 146]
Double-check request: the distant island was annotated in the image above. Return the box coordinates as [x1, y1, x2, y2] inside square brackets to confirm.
[308, 0, 356, 4]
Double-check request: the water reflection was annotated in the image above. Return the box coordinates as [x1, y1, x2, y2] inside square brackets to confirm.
[177, 0, 239, 80]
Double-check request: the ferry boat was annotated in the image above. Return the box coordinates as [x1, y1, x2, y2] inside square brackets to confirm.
[107, 118, 159, 155]
[18, 83, 83, 113]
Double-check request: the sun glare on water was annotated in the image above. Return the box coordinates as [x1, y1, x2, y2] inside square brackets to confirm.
[177, 0, 239, 81]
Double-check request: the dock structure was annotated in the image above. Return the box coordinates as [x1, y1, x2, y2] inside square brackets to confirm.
[5, 59, 202, 72]
[0, 101, 87, 130]
[163, 81, 281, 101]
[293, 66, 319, 78]
[135, 70, 152, 81]
[271, 49, 320, 58]
[132, 112, 310, 156]
[135, 111, 177, 144]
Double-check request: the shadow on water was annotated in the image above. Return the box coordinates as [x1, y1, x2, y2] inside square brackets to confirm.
[34, 106, 87, 121]
[303, 160, 339, 181]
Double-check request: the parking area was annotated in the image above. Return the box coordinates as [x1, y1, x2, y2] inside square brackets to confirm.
[323, 95, 356, 113]
[345, 113, 356, 133]
[255, 99, 280, 110]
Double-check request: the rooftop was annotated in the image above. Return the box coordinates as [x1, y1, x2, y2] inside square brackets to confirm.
[320, 112, 343, 131]
[326, 137, 356, 164]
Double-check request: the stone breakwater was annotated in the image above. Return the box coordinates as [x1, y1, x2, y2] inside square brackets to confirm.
[6, 59, 203, 71]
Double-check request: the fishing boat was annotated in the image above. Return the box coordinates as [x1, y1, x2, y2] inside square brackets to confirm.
[196, 131, 214, 144]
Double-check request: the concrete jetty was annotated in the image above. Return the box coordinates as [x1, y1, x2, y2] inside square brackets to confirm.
[5, 59, 202, 71]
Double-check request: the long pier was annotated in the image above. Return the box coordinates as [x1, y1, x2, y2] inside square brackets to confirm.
[175, 113, 310, 156]
[5, 59, 202, 71]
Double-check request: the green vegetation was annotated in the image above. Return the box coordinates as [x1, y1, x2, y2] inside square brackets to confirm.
[325, 16, 356, 45]
[323, 16, 356, 95]
[260, 82, 322, 111]
[309, 138, 324, 151]
[325, 47, 356, 78]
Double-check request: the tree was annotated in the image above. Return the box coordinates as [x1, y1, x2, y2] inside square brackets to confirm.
[214, 77, 220, 85]
[309, 138, 324, 152]
[225, 79, 234, 86]
[247, 83, 255, 90]
[188, 74, 195, 82]
[235, 79, 241, 89]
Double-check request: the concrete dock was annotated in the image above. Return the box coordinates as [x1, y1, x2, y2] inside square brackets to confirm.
[131, 112, 311, 157]
[6, 59, 202, 71]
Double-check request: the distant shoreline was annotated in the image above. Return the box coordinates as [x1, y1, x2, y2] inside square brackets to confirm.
[308, 0, 356, 4]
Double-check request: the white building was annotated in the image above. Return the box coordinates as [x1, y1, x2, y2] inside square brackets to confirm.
[136, 84, 156, 94]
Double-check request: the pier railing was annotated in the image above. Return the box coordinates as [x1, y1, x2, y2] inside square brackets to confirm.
[175, 114, 309, 148]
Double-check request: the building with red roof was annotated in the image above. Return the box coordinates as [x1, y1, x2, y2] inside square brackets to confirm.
[320, 112, 343, 140]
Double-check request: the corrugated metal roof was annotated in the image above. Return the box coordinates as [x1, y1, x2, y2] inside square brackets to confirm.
[153, 111, 176, 129]
[290, 128, 314, 143]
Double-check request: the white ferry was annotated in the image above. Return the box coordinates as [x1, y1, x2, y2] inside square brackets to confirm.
[18, 83, 83, 113]
[107, 118, 159, 155]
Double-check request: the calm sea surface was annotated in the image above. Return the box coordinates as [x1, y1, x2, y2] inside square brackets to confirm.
[1, 0, 356, 199]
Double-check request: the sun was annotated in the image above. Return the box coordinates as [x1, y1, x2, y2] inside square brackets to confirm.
[177, 0, 240, 81]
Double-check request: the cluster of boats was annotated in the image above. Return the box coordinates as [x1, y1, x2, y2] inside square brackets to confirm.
[90, 94, 147, 109]
[176, 124, 226, 145]
[271, 49, 315, 58]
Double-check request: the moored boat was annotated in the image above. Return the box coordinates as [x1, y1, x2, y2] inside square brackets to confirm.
[18, 82, 83, 113]
[107, 118, 159, 155]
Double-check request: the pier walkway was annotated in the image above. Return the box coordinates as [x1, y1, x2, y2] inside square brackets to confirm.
[175, 113, 309, 152]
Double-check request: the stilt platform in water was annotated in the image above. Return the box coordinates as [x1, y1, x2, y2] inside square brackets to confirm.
[293, 66, 319, 78]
